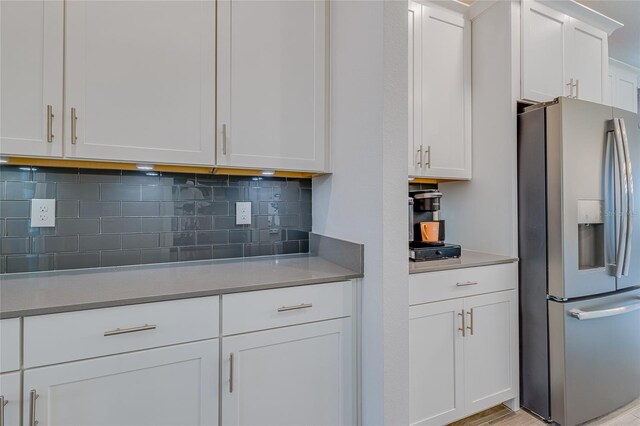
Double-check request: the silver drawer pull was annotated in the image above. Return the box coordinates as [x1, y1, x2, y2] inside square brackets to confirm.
[277, 303, 313, 313]
[104, 324, 157, 337]
[456, 281, 478, 287]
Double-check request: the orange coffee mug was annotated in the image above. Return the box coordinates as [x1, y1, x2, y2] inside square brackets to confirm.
[420, 222, 440, 243]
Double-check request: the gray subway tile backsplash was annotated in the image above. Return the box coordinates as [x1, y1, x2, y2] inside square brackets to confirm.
[78, 234, 121, 251]
[0, 166, 311, 273]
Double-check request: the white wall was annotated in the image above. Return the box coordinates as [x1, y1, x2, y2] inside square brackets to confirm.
[312, 0, 409, 424]
[439, 0, 520, 258]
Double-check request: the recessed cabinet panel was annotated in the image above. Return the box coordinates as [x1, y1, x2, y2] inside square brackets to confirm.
[0, 0, 63, 157]
[522, 0, 569, 102]
[408, 2, 471, 180]
[421, 8, 468, 176]
[23, 341, 218, 426]
[568, 19, 608, 104]
[64, 1, 215, 165]
[409, 299, 465, 426]
[217, 0, 327, 172]
[222, 318, 353, 426]
[0, 372, 20, 426]
[408, 2, 423, 176]
[463, 291, 517, 413]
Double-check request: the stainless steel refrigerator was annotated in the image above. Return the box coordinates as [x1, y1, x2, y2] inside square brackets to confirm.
[518, 97, 640, 426]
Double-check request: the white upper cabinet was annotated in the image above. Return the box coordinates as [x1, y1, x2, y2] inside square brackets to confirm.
[0, 0, 63, 158]
[64, 1, 215, 166]
[408, 2, 423, 177]
[609, 59, 639, 113]
[566, 19, 608, 103]
[522, 0, 612, 104]
[217, 0, 328, 172]
[521, 1, 570, 102]
[408, 1, 471, 180]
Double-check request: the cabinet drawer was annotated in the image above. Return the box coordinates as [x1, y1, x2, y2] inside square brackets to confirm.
[222, 281, 353, 336]
[409, 263, 517, 305]
[0, 319, 20, 373]
[24, 296, 219, 368]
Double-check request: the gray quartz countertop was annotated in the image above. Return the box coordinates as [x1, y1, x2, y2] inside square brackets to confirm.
[0, 254, 363, 319]
[409, 249, 518, 274]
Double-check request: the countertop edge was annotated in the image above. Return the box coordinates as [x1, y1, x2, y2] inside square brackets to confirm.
[0, 272, 364, 319]
[409, 257, 519, 274]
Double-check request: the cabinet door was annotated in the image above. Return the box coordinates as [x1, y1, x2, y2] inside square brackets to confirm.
[522, 0, 570, 102]
[217, 0, 327, 172]
[609, 60, 639, 113]
[23, 340, 218, 426]
[408, 2, 423, 176]
[463, 290, 518, 414]
[222, 318, 353, 426]
[419, 5, 471, 179]
[409, 299, 465, 426]
[567, 19, 608, 104]
[64, 1, 215, 166]
[0, 0, 63, 157]
[0, 372, 20, 426]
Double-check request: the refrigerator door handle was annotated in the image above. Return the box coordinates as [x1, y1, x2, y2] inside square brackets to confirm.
[569, 297, 640, 320]
[613, 118, 629, 278]
[619, 118, 634, 277]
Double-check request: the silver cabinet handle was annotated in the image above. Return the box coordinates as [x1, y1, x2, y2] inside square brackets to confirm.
[458, 309, 466, 337]
[417, 145, 423, 168]
[229, 353, 234, 393]
[567, 78, 574, 98]
[104, 324, 156, 337]
[46, 105, 54, 143]
[456, 281, 478, 287]
[619, 118, 634, 276]
[70, 107, 78, 144]
[573, 79, 579, 99]
[222, 123, 228, 155]
[29, 390, 38, 426]
[570, 298, 640, 320]
[277, 303, 313, 312]
[425, 145, 431, 168]
[0, 395, 7, 426]
[467, 308, 474, 336]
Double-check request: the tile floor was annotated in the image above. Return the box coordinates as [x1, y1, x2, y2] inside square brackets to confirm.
[450, 399, 640, 426]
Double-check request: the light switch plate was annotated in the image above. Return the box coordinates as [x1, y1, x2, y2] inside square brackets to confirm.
[235, 202, 252, 225]
[31, 199, 56, 227]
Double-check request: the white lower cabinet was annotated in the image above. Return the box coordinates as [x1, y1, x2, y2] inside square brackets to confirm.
[23, 340, 219, 426]
[463, 291, 518, 414]
[409, 264, 518, 426]
[410, 299, 465, 426]
[0, 372, 21, 426]
[222, 318, 353, 426]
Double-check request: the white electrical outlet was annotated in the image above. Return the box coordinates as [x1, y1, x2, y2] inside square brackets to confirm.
[235, 202, 252, 225]
[31, 199, 56, 227]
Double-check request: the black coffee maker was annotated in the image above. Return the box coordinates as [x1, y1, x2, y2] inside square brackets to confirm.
[409, 190, 461, 261]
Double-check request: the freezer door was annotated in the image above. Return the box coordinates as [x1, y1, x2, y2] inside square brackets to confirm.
[549, 288, 640, 426]
[614, 108, 639, 290]
[547, 98, 617, 299]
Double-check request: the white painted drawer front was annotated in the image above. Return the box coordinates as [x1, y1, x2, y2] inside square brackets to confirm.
[24, 296, 219, 368]
[409, 263, 517, 306]
[0, 319, 20, 373]
[222, 282, 353, 336]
